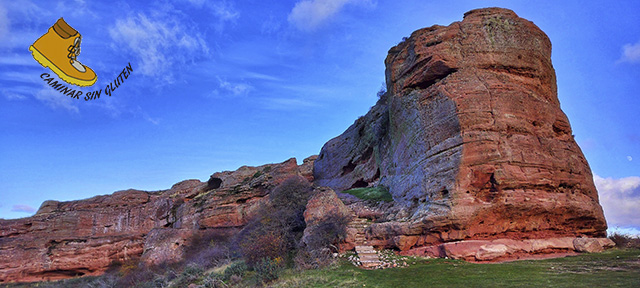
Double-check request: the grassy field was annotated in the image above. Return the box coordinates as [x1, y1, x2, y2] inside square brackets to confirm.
[2, 249, 638, 287]
[271, 249, 640, 288]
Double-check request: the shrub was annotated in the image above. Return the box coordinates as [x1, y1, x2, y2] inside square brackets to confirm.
[238, 218, 288, 266]
[183, 230, 233, 269]
[171, 264, 204, 287]
[223, 260, 248, 280]
[609, 232, 640, 249]
[295, 214, 350, 269]
[116, 265, 157, 288]
[305, 214, 350, 250]
[377, 82, 387, 100]
[255, 257, 283, 283]
[237, 176, 313, 266]
[202, 274, 227, 288]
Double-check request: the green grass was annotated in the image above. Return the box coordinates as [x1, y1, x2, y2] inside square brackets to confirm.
[342, 186, 393, 202]
[271, 249, 640, 288]
[3, 249, 638, 288]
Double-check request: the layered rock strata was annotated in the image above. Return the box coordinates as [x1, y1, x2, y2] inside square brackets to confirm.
[0, 157, 314, 283]
[314, 7, 608, 256]
[0, 7, 614, 283]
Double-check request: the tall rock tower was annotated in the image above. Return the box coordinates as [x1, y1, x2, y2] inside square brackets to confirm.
[314, 8, 608, 259]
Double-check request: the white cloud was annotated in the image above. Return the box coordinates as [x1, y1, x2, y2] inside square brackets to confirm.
[2, 71, 38, 83]
[262, 97, 319, 110]
[179, 0, 239, 33]
[3, 90, 27, 100]
[210, 1, 240, 22]
[211, 76, 252, 97]
[608, 226, 640, 237]
[0, 3, 8, 41]
[261, 15, 282, 35]
[288, 0, 373, 32]
[628, 156, 633, 162]
[619, 41, 640, 63]
[11, 204, 35, 213]
[0, 0, 51, 49]
[34, 83, 80, 113]
[108, 12, 209, 80]
[594, 174, 640, 227]
[0, 55, 40, 66]
[243, 71, 282, 82]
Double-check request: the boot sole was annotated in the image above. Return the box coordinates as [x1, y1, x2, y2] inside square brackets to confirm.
[29, 45, 97, 87]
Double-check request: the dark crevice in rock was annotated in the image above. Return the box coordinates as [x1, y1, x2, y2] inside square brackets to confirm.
[424, 39, 443, 47]
[407, 63, 458, 90]
[207, 177, 222, 190]
[371, 168, 381, 182]
[341, 160, 357, 176]
[351, 179, 368, 189]
[360, 147, 374, 164]
[489, 173, 499, 193]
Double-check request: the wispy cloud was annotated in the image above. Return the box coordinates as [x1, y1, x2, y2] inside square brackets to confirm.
[108, 11, 209, 80]
[11, 204, 35, 213]
[619, 41, 640, 64]
[2, 71, 39, 83]
[261, 97, 319, 110]
[33, 83, 80, 113]
[261, 14, 282, 35]
[0, 55, 41, 67]
[0, 0, 51, 49]
[243, 72, 282, 82]
[210, 76, 253, 97]
[2, 90, 27, 100]
[288, 0, 374, 32]
[180, 0, 239, 33]
[55, 0, 97, 18]
[594, 174, 640, 227]
[209, 1, 240, 22]
[0, 3, 8, 41]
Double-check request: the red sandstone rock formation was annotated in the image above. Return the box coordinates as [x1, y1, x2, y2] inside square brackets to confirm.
[314, 7, 610, 259]
[0, 157, 314, 283]
[0, 7, 615, 284]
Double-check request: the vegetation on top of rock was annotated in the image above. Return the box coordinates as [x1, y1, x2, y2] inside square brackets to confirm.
[342, 186, 393, 202]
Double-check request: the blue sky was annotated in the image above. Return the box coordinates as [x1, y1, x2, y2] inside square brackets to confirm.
[0, 0, 639, 235]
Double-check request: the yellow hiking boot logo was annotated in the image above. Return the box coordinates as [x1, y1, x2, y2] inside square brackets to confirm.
[29, 18, 97, 87]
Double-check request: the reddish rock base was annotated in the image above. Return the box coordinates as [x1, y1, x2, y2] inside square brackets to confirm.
[400, 237, 615, 262]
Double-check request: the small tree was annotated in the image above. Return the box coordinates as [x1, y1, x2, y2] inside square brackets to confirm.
[236, 176, 313, 267]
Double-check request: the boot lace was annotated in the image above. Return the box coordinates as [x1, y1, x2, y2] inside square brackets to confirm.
[67, 36, 81, 63]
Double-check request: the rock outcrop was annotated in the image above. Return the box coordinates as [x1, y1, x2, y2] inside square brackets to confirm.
[0, 7, 613, 284]
[0, 157, 315, 283]
[314, 7, 608, 258]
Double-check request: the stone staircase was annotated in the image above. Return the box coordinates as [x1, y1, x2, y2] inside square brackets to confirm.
[355, 245, 382, 268]
[350, 216, 370, 245]
[349, 215, 382, 269]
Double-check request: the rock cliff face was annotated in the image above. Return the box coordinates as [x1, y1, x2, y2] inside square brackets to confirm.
[314, 7, 608, 256]
[0, 157, 314, 283]
[0, 7, 612, 283]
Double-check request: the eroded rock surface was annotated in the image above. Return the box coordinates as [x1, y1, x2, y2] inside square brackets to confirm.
[0, 7, 613, 283]
[315, 7, 607, 252]
[0, 157, 315, 283]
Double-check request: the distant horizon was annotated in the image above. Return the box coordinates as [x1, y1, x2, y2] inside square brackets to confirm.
[1, 0, 639, 236]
